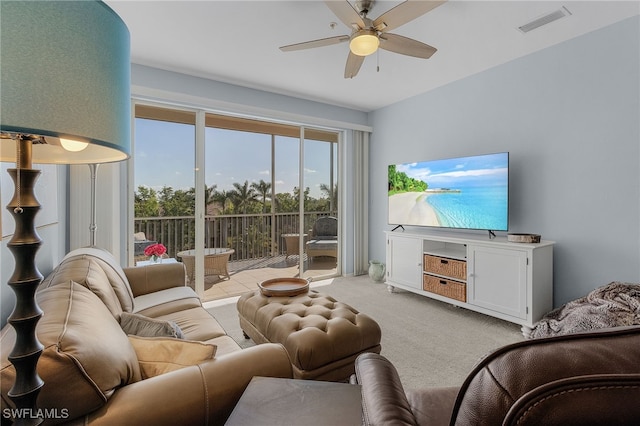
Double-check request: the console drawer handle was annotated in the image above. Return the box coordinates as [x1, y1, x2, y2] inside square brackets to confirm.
[440, 259, 448, 265]
[439, 280, 447, 285]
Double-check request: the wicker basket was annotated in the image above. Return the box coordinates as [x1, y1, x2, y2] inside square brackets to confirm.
[423, 255, 467, 281]
[423, 274, 466, 302]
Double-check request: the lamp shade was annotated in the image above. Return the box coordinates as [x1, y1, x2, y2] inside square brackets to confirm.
[0, 0, 131, 164]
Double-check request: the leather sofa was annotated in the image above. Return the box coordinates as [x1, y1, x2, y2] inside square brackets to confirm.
[353, 325, 640, 425]
[1, 247, 293, 425]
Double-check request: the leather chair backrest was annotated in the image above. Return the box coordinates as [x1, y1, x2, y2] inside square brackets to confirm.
[451, 326, 640, 425]
[313, 216, 337, 237]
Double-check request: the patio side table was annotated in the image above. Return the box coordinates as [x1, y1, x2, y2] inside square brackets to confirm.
[282, 233, 308, 259]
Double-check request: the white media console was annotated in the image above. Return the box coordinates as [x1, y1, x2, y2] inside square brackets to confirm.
[385, 230, 554, 335]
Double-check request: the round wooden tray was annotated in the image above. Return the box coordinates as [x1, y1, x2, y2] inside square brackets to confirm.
[258, 278, 310, 297]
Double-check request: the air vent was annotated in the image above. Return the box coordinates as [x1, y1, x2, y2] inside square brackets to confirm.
[518, 6, 572, 33]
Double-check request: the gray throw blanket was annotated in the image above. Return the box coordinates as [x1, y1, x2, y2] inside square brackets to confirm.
[529, 282, 640, 339]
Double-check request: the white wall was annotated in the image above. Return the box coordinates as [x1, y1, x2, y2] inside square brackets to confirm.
[131, 64, 370, 131]
[1, 165, 67, 326]
[368, 16, 640, 306]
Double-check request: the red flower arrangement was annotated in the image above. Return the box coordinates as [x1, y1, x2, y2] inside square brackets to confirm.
[144, 243, 167, 262]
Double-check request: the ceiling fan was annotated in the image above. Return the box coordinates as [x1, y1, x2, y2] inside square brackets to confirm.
[280, 0, 447, 78]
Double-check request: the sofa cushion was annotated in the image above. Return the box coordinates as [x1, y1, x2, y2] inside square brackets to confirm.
[62, 247, 135, 313]
[0, 281, 141, 421]
[204, 335, 243, 357]
[128, 336, 216, 379]
[156, 306, 229, 342]
[133, 286, 202, 317]
[40, 256, 124, 318]
[120, 312, 184, 339]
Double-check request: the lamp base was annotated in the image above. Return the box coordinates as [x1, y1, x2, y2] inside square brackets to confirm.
[6, 168, 44, 426]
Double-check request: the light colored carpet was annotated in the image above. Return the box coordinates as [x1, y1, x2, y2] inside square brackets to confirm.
[206, 275, 523, 390]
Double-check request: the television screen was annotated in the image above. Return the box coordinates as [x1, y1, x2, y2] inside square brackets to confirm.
[388, 152, 509, 231]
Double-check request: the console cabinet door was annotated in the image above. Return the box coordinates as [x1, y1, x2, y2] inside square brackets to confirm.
[467, 245, 528, 320]
[386, 235, 422, 290]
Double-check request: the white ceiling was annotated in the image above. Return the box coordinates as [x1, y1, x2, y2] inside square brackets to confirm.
[105, 1, 639, 112]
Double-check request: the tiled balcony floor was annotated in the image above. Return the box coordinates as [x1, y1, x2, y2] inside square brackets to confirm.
[199, 255, 338, 302]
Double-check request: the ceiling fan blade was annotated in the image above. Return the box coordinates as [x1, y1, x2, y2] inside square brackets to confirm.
[280, 35, 350, 52]
[325, 0, 365, 30]
[373, 1, 447, 32]
[344, 51, 364, 79]
[379, 33, 437, 59]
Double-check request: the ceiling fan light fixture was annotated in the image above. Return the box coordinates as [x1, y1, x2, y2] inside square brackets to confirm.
[349, 29, 379, 56]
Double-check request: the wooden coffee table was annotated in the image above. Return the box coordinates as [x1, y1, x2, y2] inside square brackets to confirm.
[225, 376, 362, 425]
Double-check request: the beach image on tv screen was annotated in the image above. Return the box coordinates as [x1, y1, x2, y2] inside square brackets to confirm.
[388, 152, 509, 231]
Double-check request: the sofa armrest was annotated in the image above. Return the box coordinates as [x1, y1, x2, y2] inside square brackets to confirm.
[82, 343, 293, 426]
[123, 263, 187, 297]
[355, 353, 417, 426]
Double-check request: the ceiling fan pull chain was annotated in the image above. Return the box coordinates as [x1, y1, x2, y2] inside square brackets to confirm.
[377, 49, 380, 72]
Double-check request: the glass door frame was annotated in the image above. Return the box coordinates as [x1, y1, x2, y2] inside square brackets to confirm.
[131, 101, 342, 297]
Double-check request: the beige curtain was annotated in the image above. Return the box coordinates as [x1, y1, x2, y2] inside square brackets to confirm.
[352, 130, 369, 275]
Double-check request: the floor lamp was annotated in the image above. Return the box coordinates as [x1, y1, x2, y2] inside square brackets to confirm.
[0, 2, 130, 424]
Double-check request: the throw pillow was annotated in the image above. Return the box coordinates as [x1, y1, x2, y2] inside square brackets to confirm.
[120, 312, 184, 339]
[127, 336, 217, 379]
[1, 281, 142, 422]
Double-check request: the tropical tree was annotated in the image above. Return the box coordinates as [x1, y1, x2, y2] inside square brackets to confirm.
[212, 189, 232, 214]
[134, 186, 159, 217]
[274, 192, 296, 213]
[251, 179, 272, 213]
[292, 186, 310, 212]
[230, 180, 259, 214]
[158, 186, 195, 216]
[388, 165, 427, 193]
[204, 184, 216, 209]
[319, 183, 338, 213]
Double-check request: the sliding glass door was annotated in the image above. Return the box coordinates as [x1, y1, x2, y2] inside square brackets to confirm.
[133, 106, 196, 263]
[133, 104, 340, 300]
[301, 129, 338, 280]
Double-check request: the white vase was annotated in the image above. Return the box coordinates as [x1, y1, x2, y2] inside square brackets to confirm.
[368, 260, 386, 282]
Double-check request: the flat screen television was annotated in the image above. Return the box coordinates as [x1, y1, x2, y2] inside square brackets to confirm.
[388, 152, 509, 231]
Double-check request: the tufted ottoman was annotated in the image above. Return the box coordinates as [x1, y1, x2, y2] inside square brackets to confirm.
[237, 290, 382, 381]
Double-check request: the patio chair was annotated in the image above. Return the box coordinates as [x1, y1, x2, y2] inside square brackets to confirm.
[306, 217, 337, 261]
[133, 231, 156, 259]
[177, 248, 235, 282]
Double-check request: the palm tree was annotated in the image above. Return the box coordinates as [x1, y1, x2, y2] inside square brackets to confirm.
[212, 189, 231, 214]
[230, 180, 259, 214]
[204, 184, 216, 214]
[251, 179, 272, 213]
[319, 183, 338, 213]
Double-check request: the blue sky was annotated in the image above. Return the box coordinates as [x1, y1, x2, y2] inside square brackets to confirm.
[134, 119, 336, 198]
[395, 152, 509, 189]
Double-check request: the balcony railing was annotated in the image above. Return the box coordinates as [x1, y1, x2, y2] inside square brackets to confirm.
[134, 211, 337, 261]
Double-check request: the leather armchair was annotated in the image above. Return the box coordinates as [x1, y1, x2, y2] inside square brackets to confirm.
[353, 326, 640, 425]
